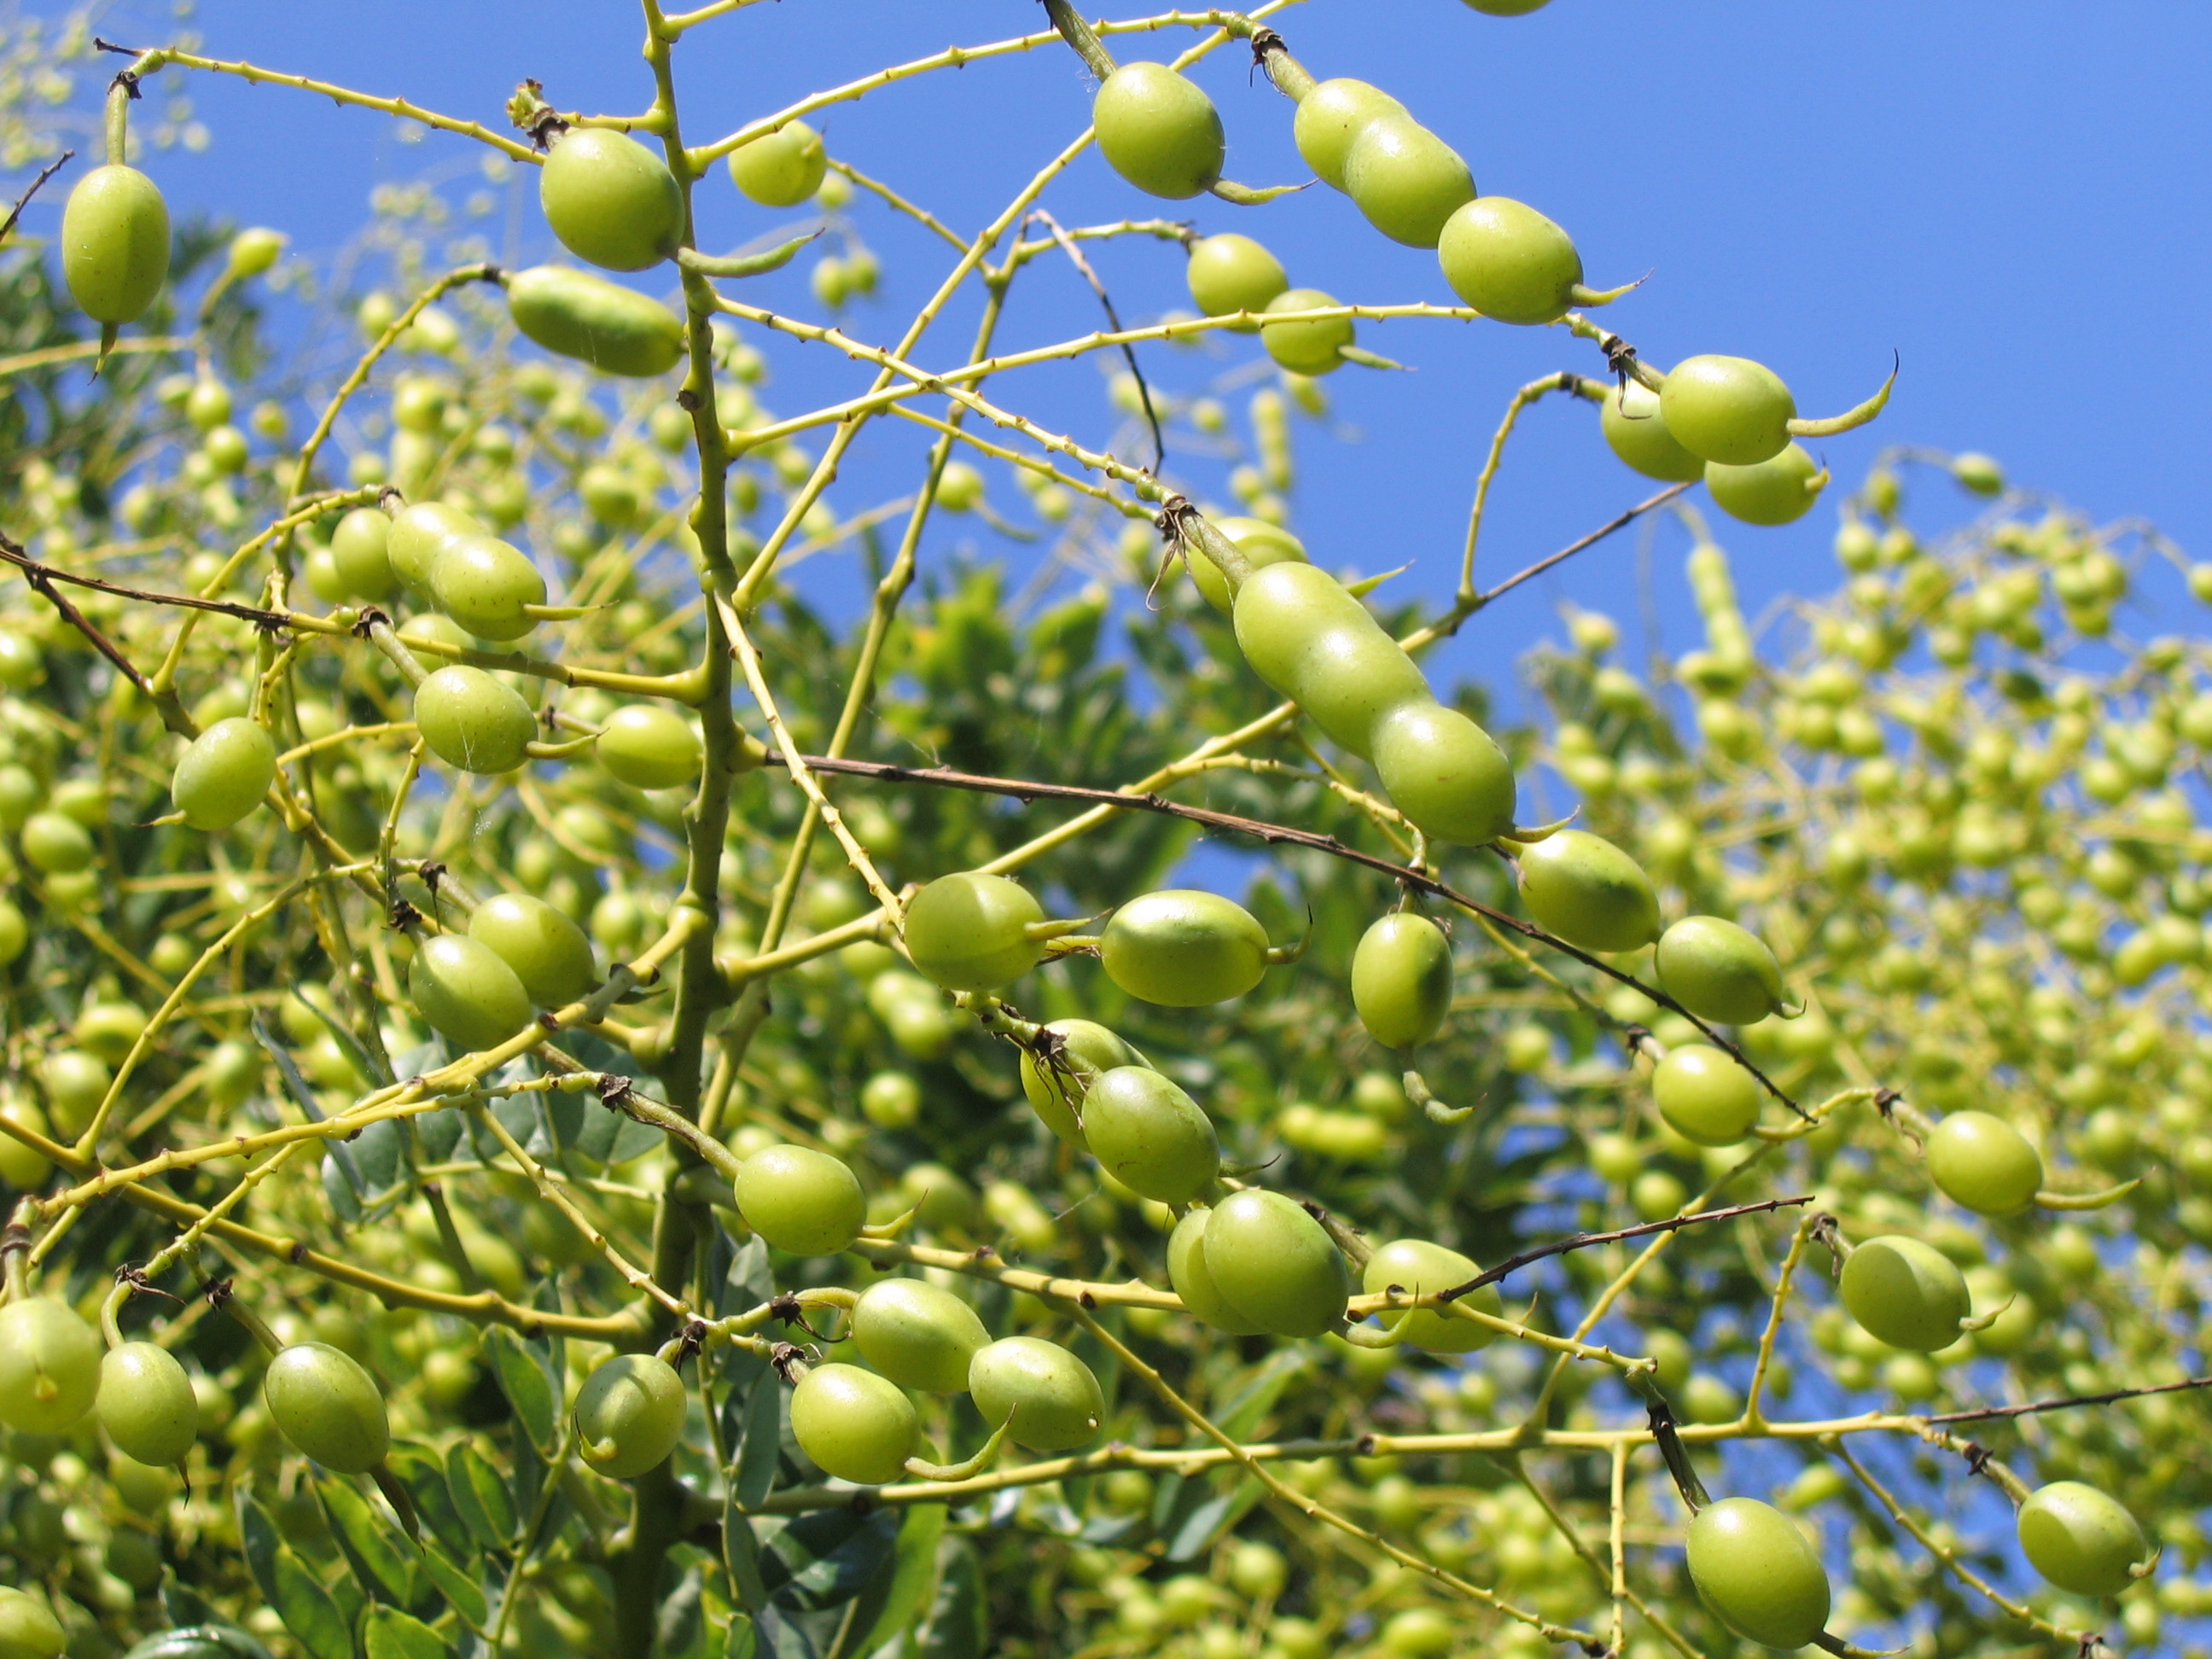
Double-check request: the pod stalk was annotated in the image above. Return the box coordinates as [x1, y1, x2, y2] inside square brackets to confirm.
[1788, 352, 1900, 438]
[1039, 0, 1119, 81]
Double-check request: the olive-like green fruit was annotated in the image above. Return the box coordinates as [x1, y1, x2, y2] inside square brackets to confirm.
[329, 507, 398, 599]
[0, 1296, 102, 1433]
[1199, 1190, 1349, 1337]
[387, 501, 487, 597]
[1685, 1497, 1831, 1649]
[264, 1342, 389, 1474]
[1188, 516, 1307, 614]
[1516, 829, 1661, 952]
[969, 1336, 1104, 1452]
[1371, 700, 1517, 847]
[97, 1342, 198, 1467]
[61, 164, 171, 323]
[429, 534, 546, 642]
[1840, 1235, 1972, 1352]
[1654, 916, 1793, 1025]
[1925, 1111, 2043, 1216]
[1463, 0, 1552, 13]
[1351, 912, 1452, 1049]
[902, 872, 1046, 992]
[171, 718, 278, 832]
[407, 931, 534, 1052]
[508, 265, 686, 377]
[574, 1353, 687, 1478]
[1599, 376, 1706, 483]
[1018, 1018, 1148, 1149]
[1652, 1045, 1761, 1146]
[1260, 288, 1354, 376]
[851, 1279, 989, 1394]
[40, 1049, 110, 1138]
[1436, 196, 1580, 324]
[2017, 1481, 2147, 1598]
[1342, 115, 1475, 248]
[789, 1363, 916, 1485]
[1092, 62, 1224, 200]
[1185, 234, 1289, 328]
[1233, 562, 1429, 756]
[1100, 889, 1271, 1006]
[1659, 356, 1796, 467]
[1362, 1238, 1500, 1352]
[1706, 444, 1825, 527]
[726, 119, 827, 207]
[733, 1144, 865, 1254]
[539, 129, 684, 272]
[597, 704, 701, 789]
[468, 891, 597, 1006]
[1080, 1066, 1220, 1203]
[412, 667, 538, 776]
[0, 1587, 65, 1659]
[1293, 79, 1408, 190]
[21, 809, 96, 874]
[1167, 1207, 1266, 1336]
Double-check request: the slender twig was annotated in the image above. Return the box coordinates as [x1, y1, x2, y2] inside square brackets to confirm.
[0, 150, 73, 245]
[1923, 1373, 2212, 1424]
[1434, 1196, 1814, 1305]
[1027, 207, 1164, 471]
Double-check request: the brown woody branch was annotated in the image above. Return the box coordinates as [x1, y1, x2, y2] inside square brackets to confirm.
[1435, 1195, 1815, 1304]
[1925, 1373, 2212, 1425]
[0, 150, 73, 246]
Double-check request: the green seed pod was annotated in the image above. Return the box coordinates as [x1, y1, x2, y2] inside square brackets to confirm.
[506, 265, 686, 377]
[170, 718, 278, 833]
[1260, 288, 1355, 376]
[1463, 0, 1553, 12]
[264, 1342, 390, 1474]
[1370, 700, 1517, 846]
[1232, 562, 1429, 756]
[573, 1353, 687, 1479]
[852, 1279, 990, 1394]
[408, 931, 535, 1052]
[1080, 1065, 1220, 1203]
[1185, 234, 1289, 329]
[790, 1363, 916, 1485]
[0, 1296, 103, 1434]
[597, 704, 702, 790]
[412, 667, 538, 776]
[1342, 115, 1475, 248]
[61, 164, 172, 324]
[1707, 444, 1826, 527]
[21, 809, 96, 874]
[1599, 377, 1707, 483]
[1293, 79, 1409, 191]
[1435, 196, 1581, 325]
[1362, 1238, 1500, 1352]
[1350, 912, 1452, 1049]
[387, 501, 488, 597]
[1658, 356, 1797, 466]
[539, 129, 684, 272]
[1092, 63, 1225, 200]
[1839, 1234, 1972, 1352]
[733, 1144, 866, 1254]
[1100, 889, 1272, 1006]
[1925, 1111, 2043, 1216]
[902, 872, 1046, 992]
[468, 891, 598, 1006]
[0, 1587, 66, 1659]
[227, 224, 286, 277]
[726, 119, 828, 207]
[1188, 516, 1307, 614]
[2017, 1481, 2148, 1598]
[1018, 1018, 1148, 1149]
[1516, 829, 1662, 952]
[1685, 1497, 1831, 1650]
[1167, 1206, 1266, 1336]
[329, 507, 398, 600]
[1654, 916, 1794, 1025]
[96, 1342, 199, 1467]
[968, 1336, 1104, 1452]
[1198, 1189, 1349, 1337]
[428, 534, 547, 642]
[1652, 1045, 1761, 1146]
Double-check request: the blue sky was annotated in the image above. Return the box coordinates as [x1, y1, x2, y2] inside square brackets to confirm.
[25, 1, 2212, 703]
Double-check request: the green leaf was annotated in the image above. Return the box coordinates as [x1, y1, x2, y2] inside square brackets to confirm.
[724, 1615, 758, 1659]
[756, 1508, 900, 1613]
[270, 1548, 352, 1659]
[723, 1495, 771, 1617]
[316, 1474, 415, 1607]
[414, 1539, 488, 1630]
[915, 1540, 984, 1659]
[736, 1374, 783, 1510]
[233, 1486, 282, 1608]
[481, 1327, 558, 1454]
[383, 1443, 470, 1561]
[836, 1504, 945, 1659]
[445, 1441, 516, 1555]
[362, 1606, 451, 1659]
[1164, 1474, 1262, 1562]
